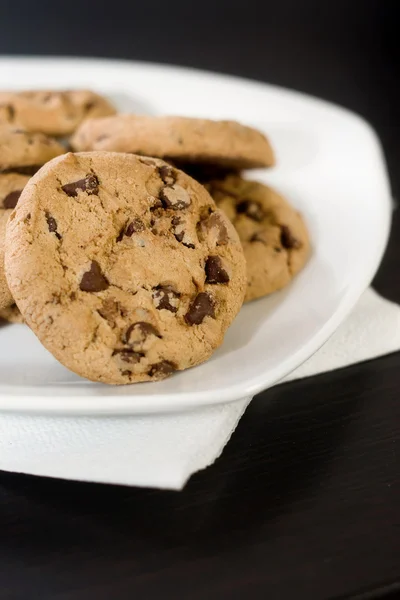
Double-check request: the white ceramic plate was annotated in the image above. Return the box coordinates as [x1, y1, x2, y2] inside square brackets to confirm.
[0, 57, 391, 415]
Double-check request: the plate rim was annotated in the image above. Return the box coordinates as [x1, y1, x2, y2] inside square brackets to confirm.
[0, 56, 392, 415]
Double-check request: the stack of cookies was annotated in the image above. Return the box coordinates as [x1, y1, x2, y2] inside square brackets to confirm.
[0, 89, 310, 385]
[72, 115, 310, 302]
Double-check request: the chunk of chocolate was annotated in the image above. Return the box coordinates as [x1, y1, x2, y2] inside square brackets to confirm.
[198, 212, 229, 245]
[158, 165, 177, 185]
[112, 349, 143, 364]
[45, 212, 61, 239]
[153, 285, 180, 313]
[61, 174, 99, 197]
[125, 218, 145, 236]
[84, 100, 96, 112]
[185, 292, 215, 325]
[149, 360, 177, 378]
[160, 185, 191, 210]
[79, 261, 109, 292]
[97, 298, 120, 323]
[0, 103, 15, 121]
[236, 199, 264, 222]
[123, 322, 161, 346]
[280, 225, 301, 249]
[205, 256, 230, 284]
[250, 232, 267, 244]
[171, 216, 181, 227]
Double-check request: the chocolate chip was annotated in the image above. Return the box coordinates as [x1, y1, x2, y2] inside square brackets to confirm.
[97, 297, 120, 322]
[237, 200, 265, 222]
[171, 216, 181, 226]
[3, 190, 22, 209]
[84, 100, 96, 112]
[205, 256, 230, 284]
[250, 232, 267, 244]
[45, 212, 61, 240]
[149, 360, 177, 378]
[112, 349, 144, 364]
[150, 196, 163, 210]
[79, 261, 109, 292]
[198, 212, 229, 246]
[174, 231, 184, 243]
[45, 213, 57, 231]
[153, 285, 180, 313]
[160, 185, 191, 210]
[125, 218, 145, 236]
[61, 173, 99, 197]
[280, 225, 301, 249]
[185, 292, 215, 325]
[117, 218, 145, 241]
[172, 217, 195, 248]
[158, 165, 177, 185]
[1, 104, 15, 121]
[174, 230, 195, 248]
[123, 322, 161, 345]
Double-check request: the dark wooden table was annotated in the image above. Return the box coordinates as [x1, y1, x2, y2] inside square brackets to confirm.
[0, 1, 399, 599]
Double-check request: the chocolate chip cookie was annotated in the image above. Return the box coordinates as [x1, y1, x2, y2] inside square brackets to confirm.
[0, 126, 66, 173]
[0, 129, 65, 308]
[0, 90, 116, 137]
[6, 152, 246, 384]
[72, 115, 275, 169]
[207, 175, 310, 302]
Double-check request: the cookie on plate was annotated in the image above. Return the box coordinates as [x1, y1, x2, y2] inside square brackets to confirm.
[0, 90, 116, 136]
[207, 175, 310, 302]
[0, 303, 23, 324]
[72, 115, 275, 169]
[0, 126, 66, 174]
[6, 152, 246, 384]
[0, 129, 65, 309]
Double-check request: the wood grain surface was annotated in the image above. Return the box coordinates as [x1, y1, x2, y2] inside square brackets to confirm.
[0, 1, 399, 598]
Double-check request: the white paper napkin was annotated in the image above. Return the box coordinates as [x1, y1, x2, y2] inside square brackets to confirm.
[0, 287, 399, 490]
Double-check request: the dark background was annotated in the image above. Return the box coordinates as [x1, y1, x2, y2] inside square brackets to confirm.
[0, 1, 400, 599]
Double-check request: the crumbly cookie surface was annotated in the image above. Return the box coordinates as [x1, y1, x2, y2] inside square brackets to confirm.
[6, 152, 246, 384]
[72, 115, 275, 169]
